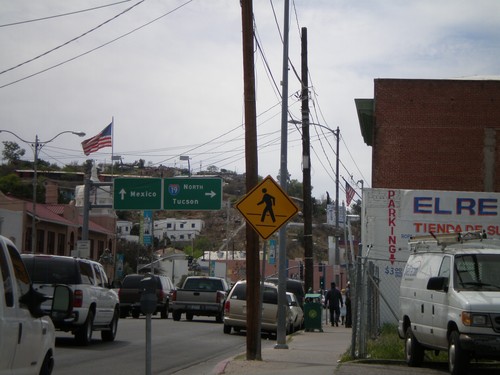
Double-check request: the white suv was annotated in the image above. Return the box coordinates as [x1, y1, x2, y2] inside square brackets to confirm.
[22, 254, 120, 346]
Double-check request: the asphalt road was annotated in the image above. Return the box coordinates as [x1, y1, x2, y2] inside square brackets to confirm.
[52, 315, 247, 375]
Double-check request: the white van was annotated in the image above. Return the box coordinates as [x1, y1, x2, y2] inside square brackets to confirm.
[398, 231, 500, 375]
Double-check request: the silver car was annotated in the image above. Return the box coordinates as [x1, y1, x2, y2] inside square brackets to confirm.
[223, 280, 292, 337]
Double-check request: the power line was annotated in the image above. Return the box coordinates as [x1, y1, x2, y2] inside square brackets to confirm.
[0, 0, 194, 89]
[0, 0, 135, 28]
[0, 0, 145, 76]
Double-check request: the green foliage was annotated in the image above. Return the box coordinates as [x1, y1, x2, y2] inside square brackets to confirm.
[2, 141, 25, 164]
[116, 240, 152, 278]
[287, 179, 303, 199]
[0, 173, 32, 199]
[340, 324, 448, 363]
[365, 324, 405, 360]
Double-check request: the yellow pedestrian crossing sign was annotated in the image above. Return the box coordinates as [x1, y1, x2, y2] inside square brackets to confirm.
[236, 175, 299, 239]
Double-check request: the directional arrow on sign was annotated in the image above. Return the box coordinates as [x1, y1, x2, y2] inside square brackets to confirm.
[163, 177, 222, 210]
[119, 188, 126, 200]
[205, 191, 216, 198]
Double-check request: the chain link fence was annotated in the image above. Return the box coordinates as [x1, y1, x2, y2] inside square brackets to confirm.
[349, 256, 407, 358]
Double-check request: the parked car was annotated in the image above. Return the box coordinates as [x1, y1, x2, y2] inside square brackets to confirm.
[0, 235, 72, 375]
[265, 277, 305, 309]
[118, 273, 174, 319]
[286, 292, 304, 332]
[223, 280, 293, 337]
[171, 276, 229, 322]
[22, 254, 120, 346]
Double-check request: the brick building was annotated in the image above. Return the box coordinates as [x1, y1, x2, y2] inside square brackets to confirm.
[356, 78, 500, 192]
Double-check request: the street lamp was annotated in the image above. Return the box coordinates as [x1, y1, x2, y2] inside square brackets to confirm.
[0, 129, 86, 253]
[179, 155, 191, 177]
[288, 119, 341, 274]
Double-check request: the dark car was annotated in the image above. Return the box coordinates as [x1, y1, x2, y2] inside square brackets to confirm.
[265, 277, 305, 309]
[118, 274, 174, 319]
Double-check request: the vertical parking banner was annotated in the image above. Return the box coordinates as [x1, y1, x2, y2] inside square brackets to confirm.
[143, 210, 153, 245]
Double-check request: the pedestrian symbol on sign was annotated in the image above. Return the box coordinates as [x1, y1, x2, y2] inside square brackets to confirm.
[257, 188, 276, 222]
[236, 175, 299, 240]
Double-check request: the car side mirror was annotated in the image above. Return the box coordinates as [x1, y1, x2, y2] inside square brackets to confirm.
[50, 285, 73, 320]
[427, 276, 448, 292]
[20, 285, 49, 318]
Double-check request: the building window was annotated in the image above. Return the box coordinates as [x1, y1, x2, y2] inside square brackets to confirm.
[57, 233, 65, 255]
[167, 223, 172, 229]
[47, 231, 55, 255]
[37, 229, 44, 253]
[191, 223, 196, 228]
[25, 227, 32, 252]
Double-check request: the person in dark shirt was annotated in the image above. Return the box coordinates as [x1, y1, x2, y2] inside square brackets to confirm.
[324, 282, 343, 327]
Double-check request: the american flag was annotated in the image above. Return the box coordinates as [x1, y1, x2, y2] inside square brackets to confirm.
[81, 123, 112, 156]
[346, 182, 356, 206]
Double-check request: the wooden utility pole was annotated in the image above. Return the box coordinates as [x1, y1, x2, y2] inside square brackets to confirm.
[240, 0, 261, 360]
[301, 28, 313, 294]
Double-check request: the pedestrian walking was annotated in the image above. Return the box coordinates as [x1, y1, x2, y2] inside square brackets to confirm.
[324, 282, 343, 327]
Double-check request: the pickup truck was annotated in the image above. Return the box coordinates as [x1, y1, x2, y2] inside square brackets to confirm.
[0, 235, 71, 375]
[118, 273, 174, 319]
[171, 276, 229, 323]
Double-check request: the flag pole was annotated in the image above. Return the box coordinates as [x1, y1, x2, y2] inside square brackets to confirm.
[111, 117, 114, 177]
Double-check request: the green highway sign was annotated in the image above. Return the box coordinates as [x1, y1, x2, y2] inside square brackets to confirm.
[113, 177, 223, 211]
[163, 177, 222, 211]
[113, 178, 162, 210]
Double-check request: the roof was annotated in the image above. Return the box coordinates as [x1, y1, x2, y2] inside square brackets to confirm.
[5, 195, 113, 235]
[354, 98, 374, 146]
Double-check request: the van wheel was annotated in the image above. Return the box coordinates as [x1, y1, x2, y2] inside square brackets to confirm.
[132, 311, 140, 319]
[405, 326, 424, 367]
[102, 308, 119, 342]
[449, 330, 469, 375]
[76, 310, 94, 346]
[223, 324, 232, 334]
[39, 351, 54, 375]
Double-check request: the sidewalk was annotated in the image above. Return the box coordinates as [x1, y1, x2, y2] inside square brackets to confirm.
[214, 323, 351, 375]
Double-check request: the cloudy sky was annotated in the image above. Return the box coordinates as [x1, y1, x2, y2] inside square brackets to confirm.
[1, 0, 500, 203]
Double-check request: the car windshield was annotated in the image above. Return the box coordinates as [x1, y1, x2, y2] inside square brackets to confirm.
[453, 254, 500, 291]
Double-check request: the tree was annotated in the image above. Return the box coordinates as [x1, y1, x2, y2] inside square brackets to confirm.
[288, 179, 303, 199]
[0, 173, 31, 199]
[2, 141, 25, 164]
[116, 239, 151, 277]
[207, 165, 218, 173]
